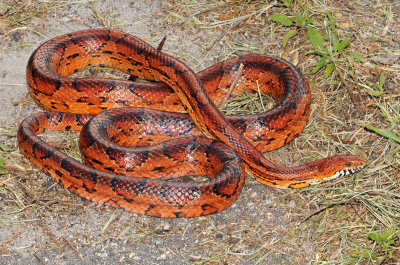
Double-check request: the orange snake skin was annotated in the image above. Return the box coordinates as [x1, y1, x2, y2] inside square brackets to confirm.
[17, 29, 366, 217]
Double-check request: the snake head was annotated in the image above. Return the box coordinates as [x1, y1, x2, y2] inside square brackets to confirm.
[317, 155, 367, 181]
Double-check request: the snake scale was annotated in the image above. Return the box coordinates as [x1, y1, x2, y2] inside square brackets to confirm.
[17, 29, 366, 217]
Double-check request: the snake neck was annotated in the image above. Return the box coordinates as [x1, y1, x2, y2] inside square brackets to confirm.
[244, 154, 366, 188]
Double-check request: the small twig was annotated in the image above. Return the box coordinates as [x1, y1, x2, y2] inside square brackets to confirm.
[206, 29, 228, 52]
[62, 236, 83, 260]
[157, 36, 167, 51]
[298, 198, 356, 224]
[167, 247, 177, 256]
[40, 227, 63, 248]
[335, 65, 358, 105]
[193, 3, 231, 16]
[298, 190, 394, 225]
[33, 253, 47, 265]
[0, 82, 25, 86]
[349, 126, 364, 142]
[0, 229, 24, 247]
[220, 63, 244, 109]
[256, 80, 266, 112]
[206, 17, 252, 52]
[349, 202, 364, 221]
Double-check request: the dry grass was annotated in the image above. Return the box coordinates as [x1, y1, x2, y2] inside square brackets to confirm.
[1, 0, 400, 264]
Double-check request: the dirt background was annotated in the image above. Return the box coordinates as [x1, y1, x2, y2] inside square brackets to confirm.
[0, 0, 399, 264]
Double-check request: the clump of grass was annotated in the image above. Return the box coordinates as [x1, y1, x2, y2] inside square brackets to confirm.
[0, 1, 75, 31]
[221, 91, 275, 116]
[89, 0, 127, 29]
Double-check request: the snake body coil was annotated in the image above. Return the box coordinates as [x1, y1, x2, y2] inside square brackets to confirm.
[18, 29, 366, 217]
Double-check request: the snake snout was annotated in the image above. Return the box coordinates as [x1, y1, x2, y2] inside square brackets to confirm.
[321, 154, 366, 181]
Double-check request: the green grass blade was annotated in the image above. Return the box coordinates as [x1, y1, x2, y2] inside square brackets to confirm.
[363, 124, 400, 143]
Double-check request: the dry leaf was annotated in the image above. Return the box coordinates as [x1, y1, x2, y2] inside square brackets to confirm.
[370, 54, 400, 65]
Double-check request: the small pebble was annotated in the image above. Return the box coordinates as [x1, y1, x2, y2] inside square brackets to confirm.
[163, 223, 171, 231]
[288, 200, 296, 208]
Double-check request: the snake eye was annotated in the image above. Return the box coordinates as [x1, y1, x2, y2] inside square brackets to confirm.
[345, 162, 351, 167]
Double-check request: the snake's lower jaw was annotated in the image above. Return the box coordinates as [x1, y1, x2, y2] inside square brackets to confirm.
[323, 163, 366, 182]
[287, 163, 366, 188]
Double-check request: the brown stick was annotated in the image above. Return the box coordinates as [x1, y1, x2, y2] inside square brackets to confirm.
[298, 198, 356, 224]
[157, 36, 167, 51]
[335, 65, 358, 104]
[220, 63, 244, 109]
[0, 229, 24, 247]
